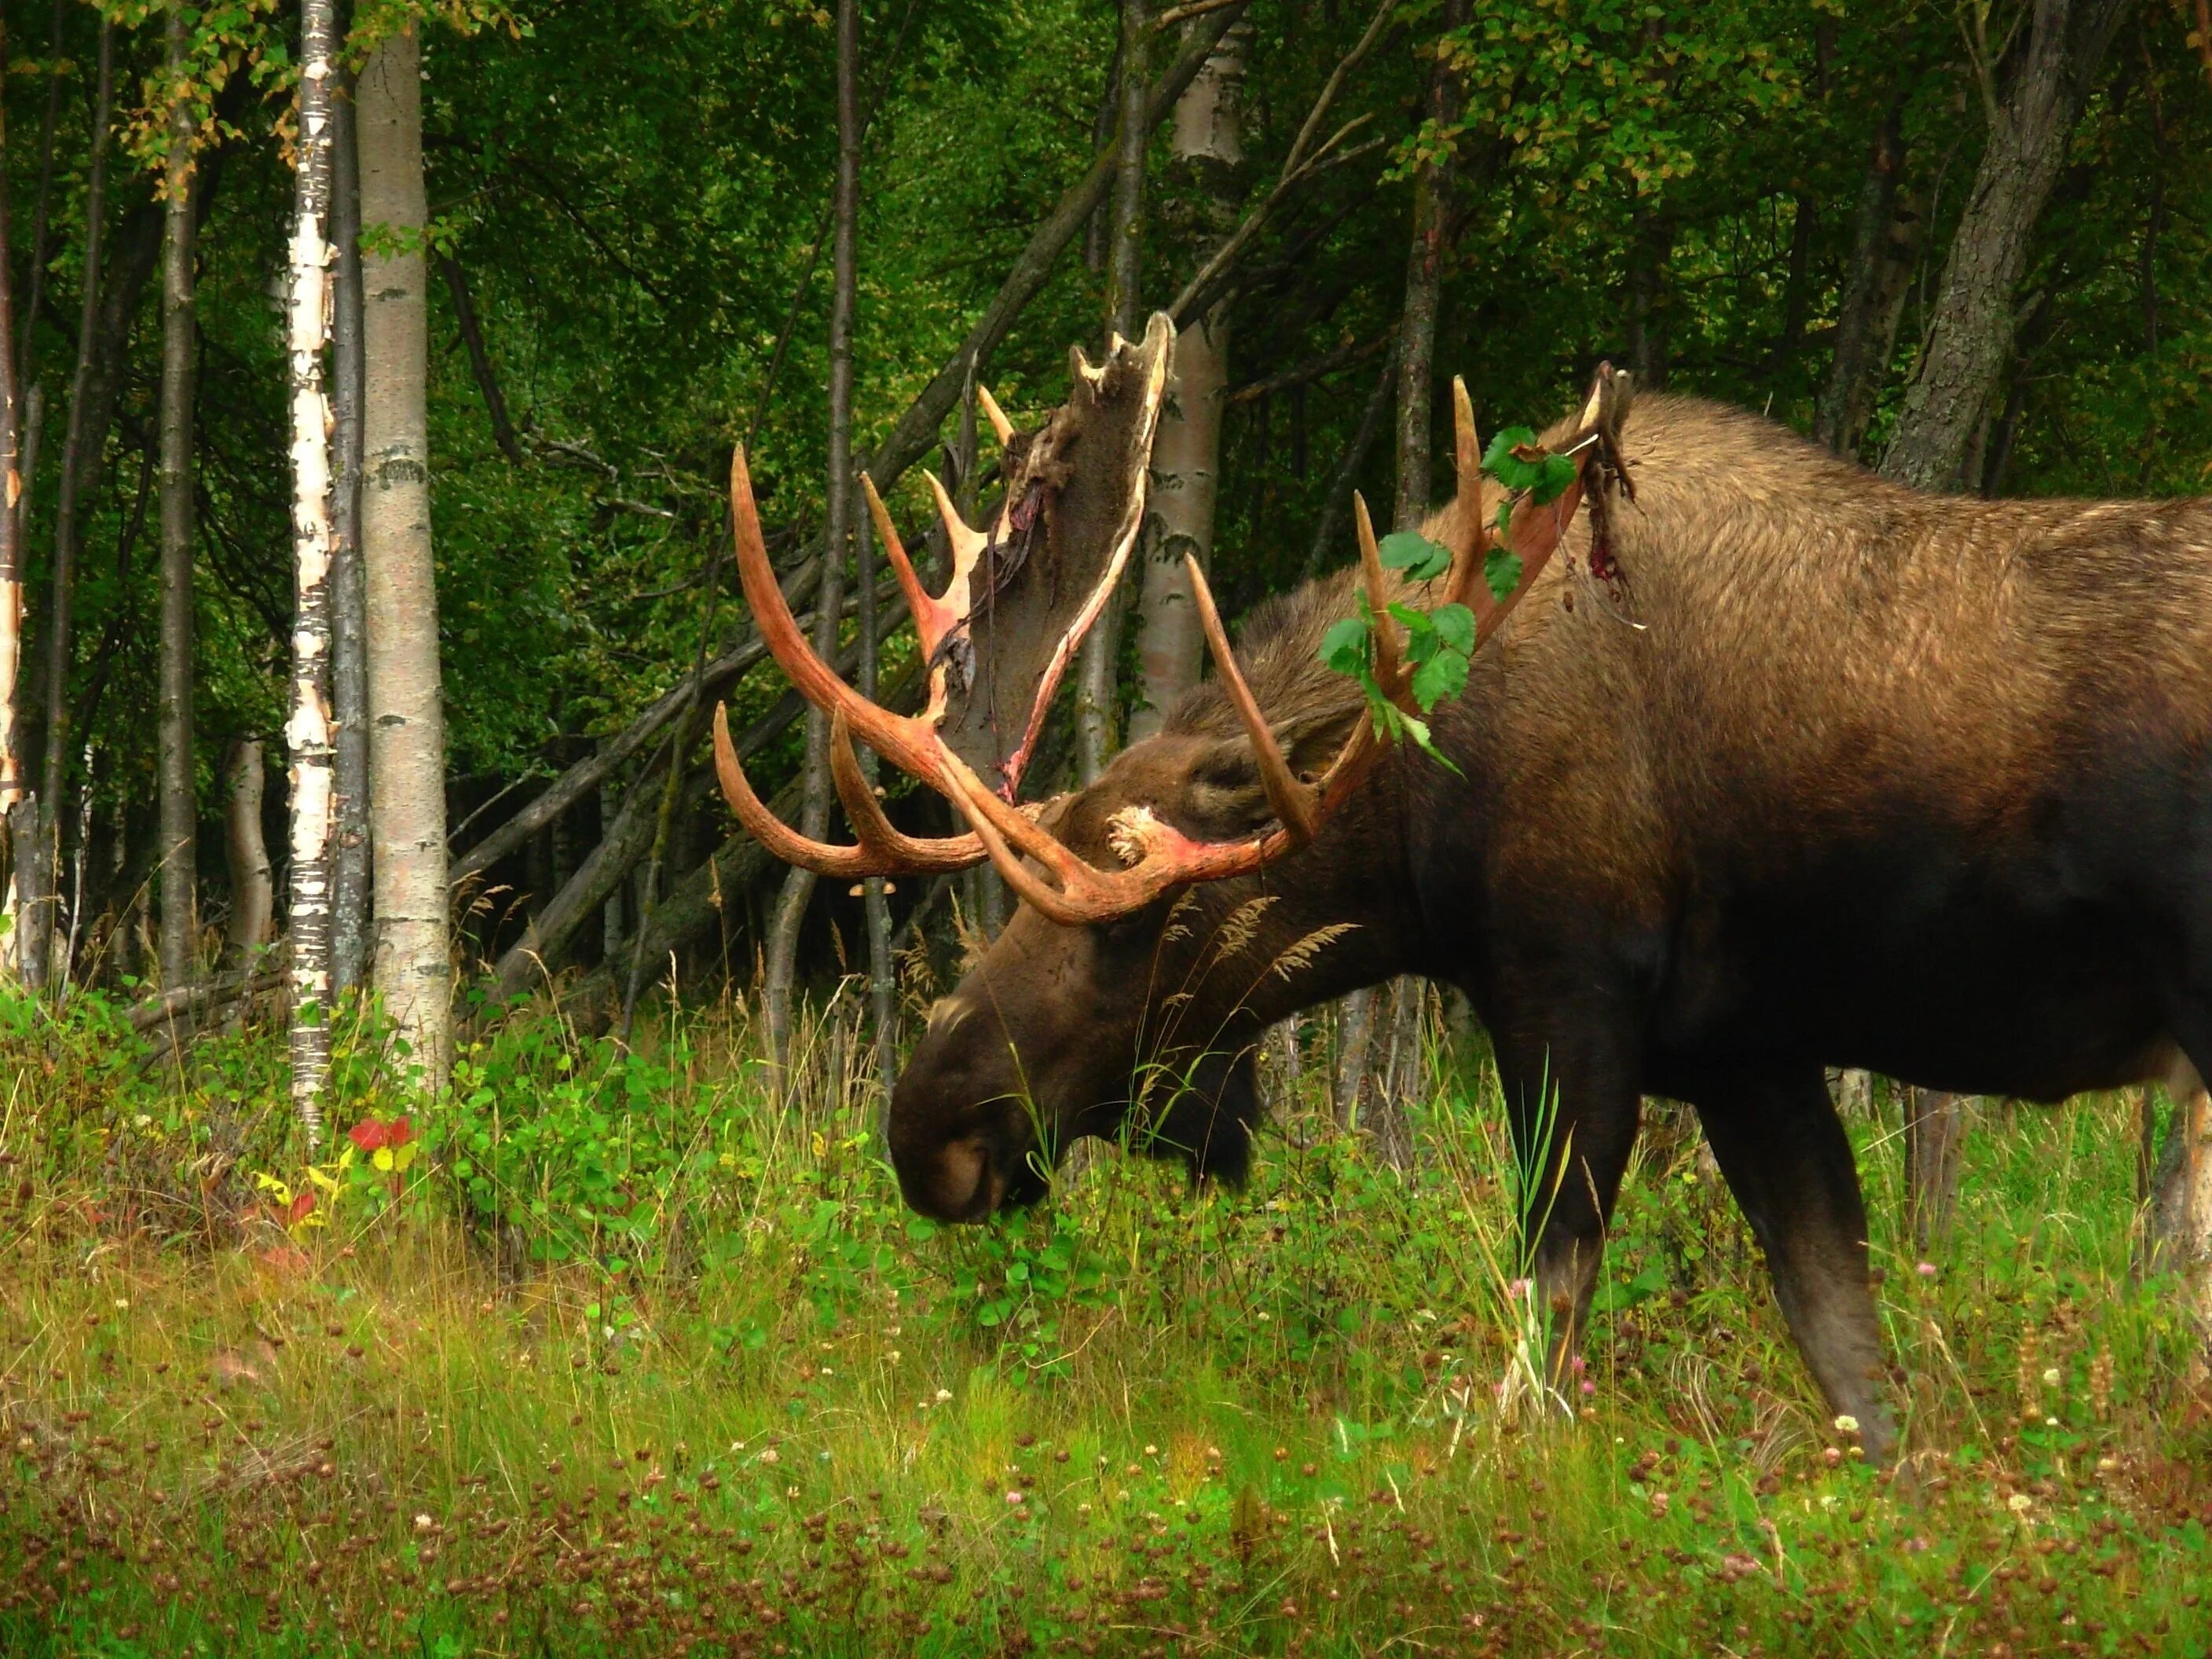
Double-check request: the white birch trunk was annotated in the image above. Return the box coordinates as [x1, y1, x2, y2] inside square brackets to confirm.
[358, 24, 452, 1088]
[286, 0, 340, 1144]
[1131, 22, 1243, 744]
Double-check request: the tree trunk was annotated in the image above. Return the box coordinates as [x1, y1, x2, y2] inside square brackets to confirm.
[1623, 204, 1675, 390]
[157, 5, 200, 993]
[286, 0, 342, 1142]
[856, 502, 895, 1102]
[1903, 1087, 1968, 1252]
[1351, 6, 1465, 1170]
[359, 22, 452, 1088]
[763, 0, 863, 1078]
[330, 44, 372, 998]
[1130, 20, 1245, 745]
[1074, 0, 1152, 786]
[27, 20, 115, 993]
[2144, 1057, 2212, 1379]
[1878, 0, 2126, 489]
[0, 11, 25, 977]
[1306, 350, 1394, 577]
[222, 739, 273, 967]
[1814, 92, 1925, 456]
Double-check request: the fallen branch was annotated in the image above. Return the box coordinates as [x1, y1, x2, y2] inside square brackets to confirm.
[128, 969, 283, 1033]
[1226, 328, 1394, 405]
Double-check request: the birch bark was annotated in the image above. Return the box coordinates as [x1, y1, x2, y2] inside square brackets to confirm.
[358, 23, 452, 1087]
[1130, 20, 1244, 744]
[286, 0, 341, 1142]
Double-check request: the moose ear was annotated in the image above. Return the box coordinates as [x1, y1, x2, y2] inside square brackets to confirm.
[1181, 701, 1364, 840]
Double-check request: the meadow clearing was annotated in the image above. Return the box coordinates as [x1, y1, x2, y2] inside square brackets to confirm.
[2, 985, 2209, 1658]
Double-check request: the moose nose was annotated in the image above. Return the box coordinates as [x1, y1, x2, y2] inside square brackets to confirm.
[899, 1133, 1005, 1223]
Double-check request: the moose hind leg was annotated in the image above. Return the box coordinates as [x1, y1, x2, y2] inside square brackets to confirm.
[1693, 1070, 1896, 1465]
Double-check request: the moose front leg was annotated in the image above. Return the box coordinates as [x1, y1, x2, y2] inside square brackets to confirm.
[1691, 1068, 1897, 1466]
[1493, 1021, 1645, 1396]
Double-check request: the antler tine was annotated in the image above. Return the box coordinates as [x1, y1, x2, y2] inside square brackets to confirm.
[1184, 555, 1319, 843]
[976, 384, 1015, 448]
[860, 473, 954, 664]
[1353, 492, 1404, 700]
[924, 470, 989, 565]
[712, 704, 889, 877]
[728, 448, 942, 783]
[939, 767, 1094, 928]
[1453, 375, 1482, 493]
[826, 712, 986, 873]
[1443, 378, 1496, 624]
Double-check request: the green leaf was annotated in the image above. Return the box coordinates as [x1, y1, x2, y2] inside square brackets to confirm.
[1319, 616, 1369, 676]
[1430, 602, 1475, 654]
[1411, 650, 1468, 711]
[1481, 425, 1543, 489]
[1377, 530, 1450, 581]
[1484, 548, 1524, 602]
[1533, 452, 1578, 506]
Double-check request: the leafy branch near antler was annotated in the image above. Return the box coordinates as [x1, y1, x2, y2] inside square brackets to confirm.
[1317, 378, 1613, 771]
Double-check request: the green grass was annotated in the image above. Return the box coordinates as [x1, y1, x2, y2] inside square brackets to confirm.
[2, 985, 2210, 1657]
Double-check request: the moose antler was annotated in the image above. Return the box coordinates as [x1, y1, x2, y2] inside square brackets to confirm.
[713, 360, 1628, 925]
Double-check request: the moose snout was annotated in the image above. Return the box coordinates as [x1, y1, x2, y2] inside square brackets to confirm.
[895, 1131, 1006, 1222]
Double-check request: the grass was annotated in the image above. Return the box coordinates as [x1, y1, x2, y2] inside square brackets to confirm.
[2, 983, 2210, 1657]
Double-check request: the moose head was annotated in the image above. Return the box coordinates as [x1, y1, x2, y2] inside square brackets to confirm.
[716, 321, 1622, 1220]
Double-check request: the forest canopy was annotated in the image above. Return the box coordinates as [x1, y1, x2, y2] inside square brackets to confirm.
[1, 0, 2207, 1029]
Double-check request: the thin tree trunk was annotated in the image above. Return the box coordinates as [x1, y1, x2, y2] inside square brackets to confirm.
[222, 738, 273, 967]
[1814, 92, 1925, 456]
[1306, 352, 1395, 577]
[359, 22, 452, 1087]
[436, 254, 522, 463]
[2148, 1075, 2212, 1379]
[157, 4, 200, 992]
[1075, 0, 1152, 786]
[1878, 0, 2126, 489]
[1903, 1086, 1968, 1251]
[330, 45, 371, 996]
[763, 0, 863, 1079]
[856, 500, 895, 1101]
[1131, 19, 1244, 744]
[1763, 192, 1817, 386]
[286, 0, 342, 1144]
[0, 10, 25, 978]
[1083, 35, 1123, 273]
[28, 20, 115, 993]
[17, 1, 65, 373]
[1622, 204, 1675, 390]
[1353, 5, 1464, 1171]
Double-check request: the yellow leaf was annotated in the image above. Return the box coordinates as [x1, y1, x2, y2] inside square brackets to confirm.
[372, 1147, 394, 1173]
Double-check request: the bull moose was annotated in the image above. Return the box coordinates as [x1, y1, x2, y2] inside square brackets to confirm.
[715, 317, 2212, 1466]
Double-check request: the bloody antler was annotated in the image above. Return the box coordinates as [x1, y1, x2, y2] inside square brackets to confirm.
[714, 356, 1628, 926]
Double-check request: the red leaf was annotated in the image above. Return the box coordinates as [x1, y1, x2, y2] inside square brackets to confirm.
[286, 1192, 317, 1226]
[386, 1115, 414, 1148]
[347, 1118, 393, 1153]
